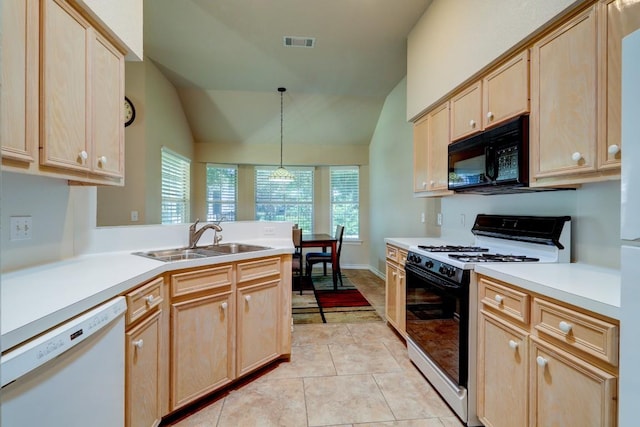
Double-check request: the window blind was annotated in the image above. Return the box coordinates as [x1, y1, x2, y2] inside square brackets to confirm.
[206, 164, 237, 221]
[161, 147, 190, 224]
[255, 167, 313, 232]
[330, 166, 359, 239]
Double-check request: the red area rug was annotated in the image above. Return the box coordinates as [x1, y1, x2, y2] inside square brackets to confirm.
[315, 289, 371, 309]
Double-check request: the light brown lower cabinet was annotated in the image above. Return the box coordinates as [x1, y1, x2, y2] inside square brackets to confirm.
[123, 255, 291, 424]
[477, 275, 618, 427]
[124, 276, 166, 427]
[169, 264, 235, 411]
[385, 244, 406, 336]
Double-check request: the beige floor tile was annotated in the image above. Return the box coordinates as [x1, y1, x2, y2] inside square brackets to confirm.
[170, 399, 224, 426]
[346, 322, 402, 346]
[328, 341, 403, 375]
[292, 323, 355, 346]
[263, 344, 337, 379]
[438, 416, 465, 427]
[304, 374, 395, 426]
[216, 377, 307, 427]
[373, 372, 456, 419]
[357, 419, 445, 427]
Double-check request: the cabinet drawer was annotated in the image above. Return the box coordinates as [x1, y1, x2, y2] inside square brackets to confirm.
[479, 277, 530, 325]
[398, 249, 407, 267]
[533, 298, 619, 366]
[386, 245, 399, 263]
[236, 257, 280, 284]
[126, 276, 164, 325]
[171, 265, 233, 298]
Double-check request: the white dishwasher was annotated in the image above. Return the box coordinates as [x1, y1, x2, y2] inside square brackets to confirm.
[1, 296, 127, 427]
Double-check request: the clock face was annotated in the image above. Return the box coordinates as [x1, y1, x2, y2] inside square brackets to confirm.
[124, 96, 136, 127]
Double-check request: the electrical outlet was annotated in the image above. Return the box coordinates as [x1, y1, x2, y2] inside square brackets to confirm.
[420, 212, 425, 223]
[437, 213, 443, 226]
[10, 216, 32, 241]
[130, 210, 139, 222]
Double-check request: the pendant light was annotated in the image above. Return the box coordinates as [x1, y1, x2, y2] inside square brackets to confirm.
[269, 87, 295, 182]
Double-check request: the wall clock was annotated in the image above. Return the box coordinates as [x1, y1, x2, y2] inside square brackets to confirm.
[124, 96, 136, 127]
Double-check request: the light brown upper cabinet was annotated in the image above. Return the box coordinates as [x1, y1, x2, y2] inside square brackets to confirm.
[413, 101, 452, 196]
[530, 6, 599, 182]
[450, 81, 482, 142]
[599, 0, 640, 171]
[41, 0, 124, 182]
[1, 0, 39, 164]
[483, 50, 530, 129]
[530, 1, 640, 186]
[451, 50, 530, 143]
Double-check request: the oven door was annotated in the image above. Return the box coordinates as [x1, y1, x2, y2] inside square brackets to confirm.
[405, 263, 468, 388]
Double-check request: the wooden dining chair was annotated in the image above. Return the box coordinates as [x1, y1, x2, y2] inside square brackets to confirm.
[305, 225, 344, 287]
[291, 228, 304, 294]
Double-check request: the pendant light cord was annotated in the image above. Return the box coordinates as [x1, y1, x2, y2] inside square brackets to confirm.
[280, 89, 284, 167]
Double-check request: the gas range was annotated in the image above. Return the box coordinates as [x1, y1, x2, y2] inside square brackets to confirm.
[408, 214, 572, 280]
[405, 214, 571, 427]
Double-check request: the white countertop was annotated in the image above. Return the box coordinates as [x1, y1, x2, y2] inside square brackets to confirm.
[1, 239, 292, 352]
[384, 237, 468, 251]
[475, 263, 620, 320]
[385, 237, 620, 320]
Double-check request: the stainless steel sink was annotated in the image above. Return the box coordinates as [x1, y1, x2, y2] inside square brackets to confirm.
[133, 247, 222, 262]
[133, 243, 271, 262]
[208, 243, 272, 254]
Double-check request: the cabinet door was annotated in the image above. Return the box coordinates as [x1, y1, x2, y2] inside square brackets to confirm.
[41, 0, 91, 171]
[237, 280, 280, 377]
[451, 81, 482, 141]
[171, 292, 234, 410]
[385, 261, 400, 329]
[599, 0, 640, 170]
[531, 6, 598, 179]
[530, 338, 617, 427]
[413, 114, 429, 193]
[92, 32, 124, 177]
[477, 312, 528, 427]
[1, 0, 38, 163]
[483, 50, 530, 129]
[126, 310, 162, 427]
[426, 101, 451, 192]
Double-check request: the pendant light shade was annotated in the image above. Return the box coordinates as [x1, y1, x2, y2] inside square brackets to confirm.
[269, 87, 295, 182]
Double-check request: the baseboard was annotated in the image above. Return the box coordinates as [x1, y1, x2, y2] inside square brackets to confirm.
[341, 264, 385, 280]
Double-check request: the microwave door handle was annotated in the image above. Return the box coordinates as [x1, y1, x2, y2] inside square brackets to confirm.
[485, 146, 498, 181]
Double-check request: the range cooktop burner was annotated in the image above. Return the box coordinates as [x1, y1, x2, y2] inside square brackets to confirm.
[418, 245, 489, 253]
[448, 253, 540, 263]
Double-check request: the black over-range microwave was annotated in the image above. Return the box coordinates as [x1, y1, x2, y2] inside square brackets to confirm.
[448, 115, 531, 194]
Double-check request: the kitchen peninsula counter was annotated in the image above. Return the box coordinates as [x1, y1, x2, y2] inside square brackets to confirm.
[1, 239, 293, 352]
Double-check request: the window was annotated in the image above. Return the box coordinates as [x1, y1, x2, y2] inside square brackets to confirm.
[255, 167, 313, 231]
[161, 147, 190, 224]
[331, 166, 359, 239]
[206, 164, 237, 221]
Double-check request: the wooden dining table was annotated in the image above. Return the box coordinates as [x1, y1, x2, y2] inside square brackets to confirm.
[301, 233, 339, 289]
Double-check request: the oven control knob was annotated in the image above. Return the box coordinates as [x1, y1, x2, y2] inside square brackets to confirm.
[425, 260, 434, 269]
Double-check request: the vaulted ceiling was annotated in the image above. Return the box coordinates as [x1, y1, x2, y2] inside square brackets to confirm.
[143, 0, 433, 147]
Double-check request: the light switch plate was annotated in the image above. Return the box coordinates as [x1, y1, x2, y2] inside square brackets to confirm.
[10, 216, 32, 240]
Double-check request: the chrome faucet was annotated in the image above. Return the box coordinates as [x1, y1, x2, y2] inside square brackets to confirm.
[188, 219, 223, 249]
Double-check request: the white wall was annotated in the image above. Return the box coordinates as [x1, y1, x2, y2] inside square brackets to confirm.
[369, 78, 441, 275]
[1, 172, 78, 272]
[74, 0, 143, 60]
[406, 0, 581, 120]
[439, 181, 621, 268]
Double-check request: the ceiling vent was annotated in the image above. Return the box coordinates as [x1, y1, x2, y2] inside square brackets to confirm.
[283, 36, 316, 48]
